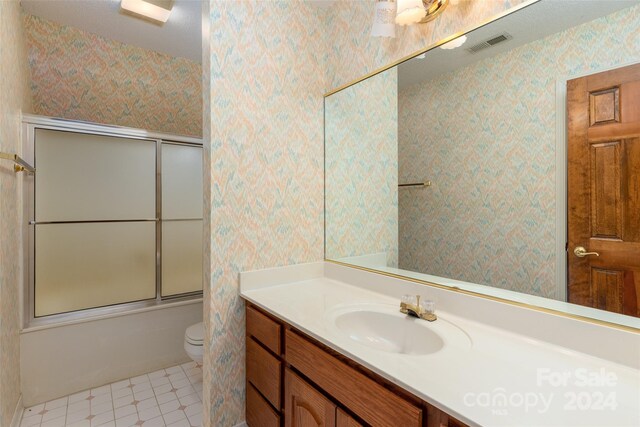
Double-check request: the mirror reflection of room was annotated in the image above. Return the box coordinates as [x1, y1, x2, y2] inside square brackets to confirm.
[325, 0, 640, 325]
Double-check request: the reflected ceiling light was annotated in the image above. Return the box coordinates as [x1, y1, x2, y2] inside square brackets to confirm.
[395, 0, 448, 26]
[440, 35, 467, 50]
[121, 0, 174, 23]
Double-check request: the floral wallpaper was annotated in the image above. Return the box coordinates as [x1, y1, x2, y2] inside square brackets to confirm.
[201, 0, 550, 426]
[325, 69, 398, 266]
[203, 1, 327, 425]
[398, 4, 640, 299]
[23, 14, 202, 137]
[0, 1, 32, 425]
[323, 0, 529, 91]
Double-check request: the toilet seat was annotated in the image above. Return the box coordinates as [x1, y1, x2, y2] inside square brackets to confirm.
[185, 322, 204, 346]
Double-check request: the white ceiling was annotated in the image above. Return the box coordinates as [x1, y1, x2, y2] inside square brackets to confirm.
[398, 0, 640, 90]
[21, 0, 203, 63]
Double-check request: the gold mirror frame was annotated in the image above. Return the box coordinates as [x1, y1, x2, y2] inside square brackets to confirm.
[323, 0, 640, 334]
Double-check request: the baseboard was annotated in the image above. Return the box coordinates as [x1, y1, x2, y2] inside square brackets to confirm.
[10, 395, 23, 427]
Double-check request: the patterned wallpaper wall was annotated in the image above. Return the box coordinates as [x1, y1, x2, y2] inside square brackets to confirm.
[201, 1, 533, 426]
[398, 4, 640, 299]
[323, 0, 528, 91]
[0, 1, 32, 425]
[23, 14, 202, 137]
[325, 69, 398, 266]
[203, 1, 327, 425]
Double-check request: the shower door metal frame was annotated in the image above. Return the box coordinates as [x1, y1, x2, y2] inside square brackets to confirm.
[21, 115, 204, 329]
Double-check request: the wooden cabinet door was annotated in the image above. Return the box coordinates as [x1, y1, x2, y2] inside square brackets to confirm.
[567, 63, 640, 317]
[336, 409, 362, 427]
[285, 369, 336, 427]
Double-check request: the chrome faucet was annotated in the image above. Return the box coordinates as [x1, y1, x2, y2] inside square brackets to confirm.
[400, 295, 437, 322]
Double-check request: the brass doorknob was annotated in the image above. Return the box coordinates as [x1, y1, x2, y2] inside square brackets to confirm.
[574, 246, 600, 257]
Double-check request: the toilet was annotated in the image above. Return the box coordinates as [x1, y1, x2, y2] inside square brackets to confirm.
[184, 322, 204, 363]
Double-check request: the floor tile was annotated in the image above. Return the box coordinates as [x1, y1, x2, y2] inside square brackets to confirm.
[112, 388, 133, 401]
[21, 415, 43, 427]
[91, 394, 112, 407]
[152, 383, 172, 396]
[66, 409, 91, 425]
[130, 375, 149, 385]
[159, 400, 180, 415]
[164, 367, 182, 375]
[90, 410, 115, 427]
[150, 377, 170, 388]
[68, 391, 91, 404]
[114, 413, 138, 427]
[175, 387, 194, 399]
[20, 363, 202, 427]
[177, 394, 198, 408]
[114, 405, 136, 420]
[138, 406, 162, 422]
[186, 411, 202, 427]
[142, 417, 165, 427]
[42, 406, 67, 421]
[91, 385, 111, 397]
[44, 398, 69, 410]
[155, 392, 177, 406]
[67, 400, 90, 415]
[165, 419, 189, 427]
[136, 397, 158, 412]
[110, 380, 130, 392]
[90, 401, 113, 416]
[147, 370, 167, 380]
[134, 388, 155, 402]
[41, 416, 66, 427]
[162, 410, 186, 425]
[183, 403, 201, 418]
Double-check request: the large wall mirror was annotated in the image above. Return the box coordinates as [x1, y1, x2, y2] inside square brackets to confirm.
[325, 0, 640, 330]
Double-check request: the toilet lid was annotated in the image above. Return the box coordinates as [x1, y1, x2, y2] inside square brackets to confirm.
[186, 322, 204, 345]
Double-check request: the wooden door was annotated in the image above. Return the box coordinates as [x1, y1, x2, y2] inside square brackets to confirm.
[567, 63, 640, 317]
[285, 369, 336, 427]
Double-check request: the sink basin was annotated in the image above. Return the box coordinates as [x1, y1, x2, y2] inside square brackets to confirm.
[334, 310, 444, 355]
[326, 303, 471, 356]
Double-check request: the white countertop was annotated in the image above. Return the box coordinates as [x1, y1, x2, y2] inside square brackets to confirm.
[240, 262, 640, 427]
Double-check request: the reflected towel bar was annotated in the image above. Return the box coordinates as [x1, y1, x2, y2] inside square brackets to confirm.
[399, 181, 431, 188]
[0, 152, 35, 174]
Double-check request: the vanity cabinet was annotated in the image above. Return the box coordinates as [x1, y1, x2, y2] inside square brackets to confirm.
[245, 303, 467, 427]
[285, 369, 337, 427]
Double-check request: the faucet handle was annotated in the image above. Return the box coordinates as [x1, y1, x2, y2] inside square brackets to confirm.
[421, 299, 435, 315]
[401, 294, 416, 305]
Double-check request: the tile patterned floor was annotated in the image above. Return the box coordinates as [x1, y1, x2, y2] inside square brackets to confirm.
[20, 362, 203, 427]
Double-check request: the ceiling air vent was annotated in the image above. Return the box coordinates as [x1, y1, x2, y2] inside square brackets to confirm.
[466, 33, 512, 54]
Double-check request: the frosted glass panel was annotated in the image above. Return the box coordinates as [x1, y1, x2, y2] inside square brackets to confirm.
[35, 222, 156, 317]
[162, 220, 203, 296]
[162, 144, 203, 219]
[35, 129, 156, 221]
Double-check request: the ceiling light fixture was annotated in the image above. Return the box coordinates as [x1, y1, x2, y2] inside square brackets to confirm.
[440, 35, 467, 50]
[395, 0, 448, 26]
[120, 0, 174, 24]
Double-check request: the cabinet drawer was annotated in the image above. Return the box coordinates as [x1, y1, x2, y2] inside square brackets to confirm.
[246, 305, 281, 354]
[247, 383, 280, 427]
[285, 330, 422, 427]
[247, 338, 281, 408]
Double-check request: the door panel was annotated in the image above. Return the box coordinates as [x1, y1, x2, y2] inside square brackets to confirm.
[567, 63, 640, 317]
